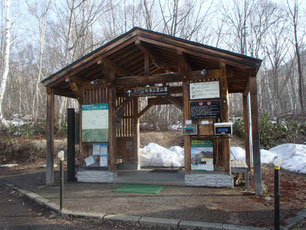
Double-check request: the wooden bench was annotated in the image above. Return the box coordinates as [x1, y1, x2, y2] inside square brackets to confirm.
[231, 160, 249, 186]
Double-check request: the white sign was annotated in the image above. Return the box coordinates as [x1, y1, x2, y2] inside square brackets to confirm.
[82, 104, 109, 142]
[189, 81, 220, 100]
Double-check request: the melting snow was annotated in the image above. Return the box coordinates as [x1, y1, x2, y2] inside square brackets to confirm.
[141, 143, 306, 174]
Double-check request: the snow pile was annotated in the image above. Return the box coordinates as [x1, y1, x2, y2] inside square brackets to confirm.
[269, 144, 306, 174]
[0, 164, 18, 168]
[230, 144, 306, 174]
[141, 143, 184, 167]
[141, 143, 306, 174]
[230, 147, 246, 160]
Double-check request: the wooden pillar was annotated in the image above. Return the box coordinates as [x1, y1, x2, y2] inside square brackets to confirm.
[183, 82, 191, 172]
[78, 101, 84, 167]
[133, 97, 140, 168]
[108, 86, 116, 171]
[243, 94, 251, 169]
[249, 76, 263, 195]
[220, 63, 230, 174]
[46, 87, 55, 184]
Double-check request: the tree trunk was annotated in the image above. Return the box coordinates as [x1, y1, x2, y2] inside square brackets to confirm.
[0, 0, 12, 127]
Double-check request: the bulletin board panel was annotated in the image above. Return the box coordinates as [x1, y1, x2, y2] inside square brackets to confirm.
[82, 104, 109, 142]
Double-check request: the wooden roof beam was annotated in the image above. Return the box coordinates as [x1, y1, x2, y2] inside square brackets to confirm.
[115, 70, 221, 87]
[138, 36, 257, 69]
[97, 58, 131, 77]
[135, 40, 171, 72]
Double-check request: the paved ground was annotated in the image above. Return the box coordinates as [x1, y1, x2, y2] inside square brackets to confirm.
[1, 167, 302, 228]
[0, 183, 156, 230]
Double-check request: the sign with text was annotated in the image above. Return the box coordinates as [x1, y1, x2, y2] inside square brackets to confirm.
[125, 86, 169, 97]
[82, 104, 109, 142]
[190, 101, 221, 119]
[189, 81, 220, 100]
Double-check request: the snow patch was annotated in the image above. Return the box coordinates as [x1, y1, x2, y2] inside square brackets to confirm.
[230, 144, 306, 174]
[0, 164, 18, 168]
[141, 143, 184, 167]
[141, 143, 306, 174]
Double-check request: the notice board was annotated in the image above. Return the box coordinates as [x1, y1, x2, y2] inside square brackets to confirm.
[189, 81, 220, 100]
[82, 104, 109, 142]
[190, 101, 221, 119]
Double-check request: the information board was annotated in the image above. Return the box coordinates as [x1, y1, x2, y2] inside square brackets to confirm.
[189, 81, 220, 100]
[82, 104, 109, 142]
[190, 101, 221, 119]
[191, 139, 214, 171]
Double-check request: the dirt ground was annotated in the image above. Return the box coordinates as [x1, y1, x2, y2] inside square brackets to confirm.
[1, 163, 306, 228]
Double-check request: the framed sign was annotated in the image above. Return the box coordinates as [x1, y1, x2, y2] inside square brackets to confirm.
[189, 81, 220, 100]
[191, 139, 214, 171]
[190, 101, 221, 119]
[82, 104, 109, 142]
[125, 86, 169, 97]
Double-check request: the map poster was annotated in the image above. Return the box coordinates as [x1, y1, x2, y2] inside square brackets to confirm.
[189, 81, 220, 100]
[191, 139, 214, 171]
[82, 104, 109, 142]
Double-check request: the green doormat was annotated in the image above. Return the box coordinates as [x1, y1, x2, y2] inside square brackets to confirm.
[114, 184, 165, 194]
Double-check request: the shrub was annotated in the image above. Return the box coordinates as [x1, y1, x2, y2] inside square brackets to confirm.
[233, 114, 305, 149]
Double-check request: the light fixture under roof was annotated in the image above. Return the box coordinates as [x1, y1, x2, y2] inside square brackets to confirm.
[200, 68, 207, 76]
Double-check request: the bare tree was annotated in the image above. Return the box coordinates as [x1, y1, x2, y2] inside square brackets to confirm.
[287, 0, 305, 113]
[0, 0, 12, 126]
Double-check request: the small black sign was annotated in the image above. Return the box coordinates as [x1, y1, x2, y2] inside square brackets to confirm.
[125, 86, 169, 97]
[190, 101, 221, 119]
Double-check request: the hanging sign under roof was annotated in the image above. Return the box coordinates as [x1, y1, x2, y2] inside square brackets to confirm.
[189, 81, 220, 100]
[125, 86, 169, 97]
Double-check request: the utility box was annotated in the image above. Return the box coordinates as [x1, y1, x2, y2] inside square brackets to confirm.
[214, 122, 233, 135]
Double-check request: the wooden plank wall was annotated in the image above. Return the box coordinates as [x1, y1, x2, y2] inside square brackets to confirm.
[116, 96, 137, 163]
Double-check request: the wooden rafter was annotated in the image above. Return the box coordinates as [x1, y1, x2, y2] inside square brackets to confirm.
[115, 70, 221, 87]
[138, 36, 258, 69]
[135, 40, 171, 72]
[98, 58, 131, 77]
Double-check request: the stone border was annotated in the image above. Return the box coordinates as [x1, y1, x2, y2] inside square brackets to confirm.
[5, 183, 303, 230]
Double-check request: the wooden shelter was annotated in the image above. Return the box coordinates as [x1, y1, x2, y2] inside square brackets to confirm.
[41, 27, 263, 194]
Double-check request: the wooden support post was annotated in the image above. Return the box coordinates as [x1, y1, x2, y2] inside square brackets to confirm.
[183, 82, 191, 172]
[220, 63, 230, 174]
[107, 69, 117, 171]
[133, 97, 140, 168]
[108, 86, 116, 171]
[243, 94, 251, 169]
[249, 76, 263, 195]
[178, 51, 191, 172]
[46, 87, 55, 184]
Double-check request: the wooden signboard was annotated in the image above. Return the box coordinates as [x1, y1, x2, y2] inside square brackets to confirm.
[190, 101, 221, 119]
[125, 86, 169, 97]
[189, 81, 220, 100]
[198, 119, 214, 136]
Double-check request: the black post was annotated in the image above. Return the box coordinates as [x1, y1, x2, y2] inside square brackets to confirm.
[67, 108, 75, 181]
[275, 167, 280, 230]
[60, 160, 64, 210]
